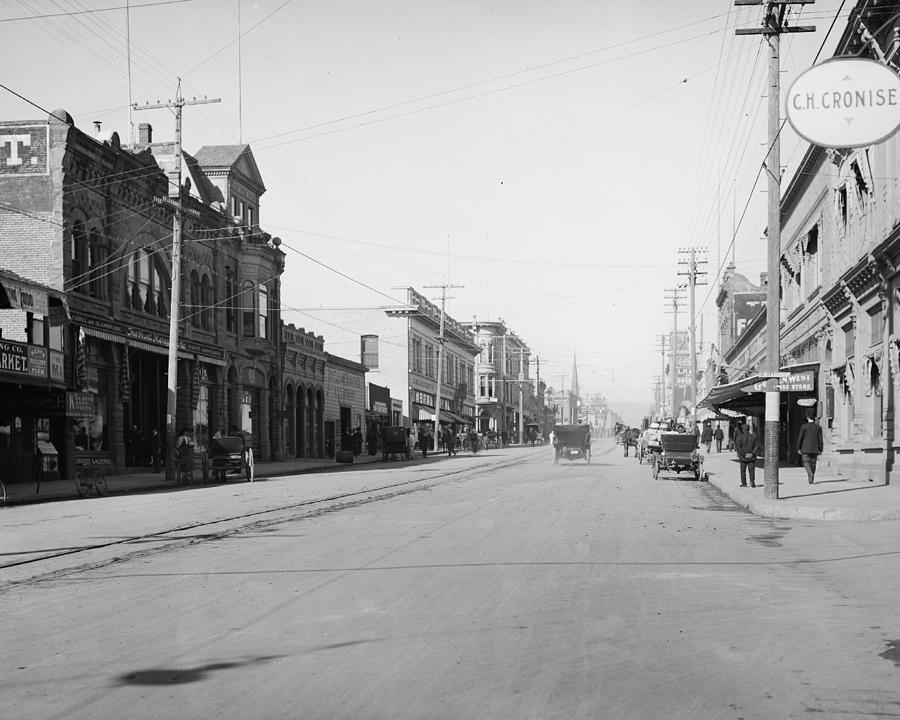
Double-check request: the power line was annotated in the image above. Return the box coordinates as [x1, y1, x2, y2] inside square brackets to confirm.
[0, 0, 192, 23]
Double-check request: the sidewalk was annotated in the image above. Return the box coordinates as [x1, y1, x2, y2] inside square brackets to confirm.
[1, 447, 441, 506]
[701, 448, 900, 521]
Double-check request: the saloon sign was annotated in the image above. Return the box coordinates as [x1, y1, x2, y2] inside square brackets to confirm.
[786, 58, 900, 148]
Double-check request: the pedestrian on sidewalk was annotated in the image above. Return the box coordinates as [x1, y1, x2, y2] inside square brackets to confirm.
[149, 428, 162, 473]
[418, 425, 430, 458]
[734, 422, 760, 488]
[797, 413, 824, 484]
[714, 423, 724, 452]
[700, 422, 713, 453]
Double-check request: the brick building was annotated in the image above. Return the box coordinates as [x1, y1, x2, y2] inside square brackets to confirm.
[0, 110, 284, 480]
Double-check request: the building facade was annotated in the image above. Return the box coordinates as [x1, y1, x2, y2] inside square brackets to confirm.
[323, 352, 367, 457]
[701, 0, 900, 481]
[0, 110, 284, 480]
[281, 323, 326, 459]
[463, 319, 536, 440]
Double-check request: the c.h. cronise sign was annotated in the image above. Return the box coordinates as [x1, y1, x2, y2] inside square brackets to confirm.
[786, 57, 900, 148]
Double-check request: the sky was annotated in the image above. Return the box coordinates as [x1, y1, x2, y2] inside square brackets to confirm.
[0, 0, 852, 417]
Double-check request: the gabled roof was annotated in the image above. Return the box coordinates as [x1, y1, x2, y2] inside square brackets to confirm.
[193, 144, 266, 195]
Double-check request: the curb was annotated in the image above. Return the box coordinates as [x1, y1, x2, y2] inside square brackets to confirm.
[705, 472, 900, 522]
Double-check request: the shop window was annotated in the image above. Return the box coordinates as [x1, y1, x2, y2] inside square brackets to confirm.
[803, 227, 819, 296]
[242, 281, 256, 337]
[201, 274, 212, 330]
[844, 323, 855, 360]
[361, 335, 379, 369]
[88, 229, 107, 299]
[425, 344, 434, 378]
[412, 337, 422, 374]
[259, 284, 269, 340]
[837, 185, 848, 234]
[70, 221, 87, 290]
[225, 268, 237, 333]
[190, 271, 200, 328]
[870, 306, 884, 345]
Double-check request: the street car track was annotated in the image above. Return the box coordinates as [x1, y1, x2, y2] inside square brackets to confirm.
[0, 455, 529, 578]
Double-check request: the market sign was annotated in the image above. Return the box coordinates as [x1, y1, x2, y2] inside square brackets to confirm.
[786, 58, 900, 148]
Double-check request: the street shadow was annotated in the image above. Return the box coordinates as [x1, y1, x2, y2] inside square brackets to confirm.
[779, 484, 883, 500]
[116, 655, 283, 686]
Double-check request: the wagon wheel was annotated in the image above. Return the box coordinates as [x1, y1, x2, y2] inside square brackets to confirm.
[244, 448, 255, 482]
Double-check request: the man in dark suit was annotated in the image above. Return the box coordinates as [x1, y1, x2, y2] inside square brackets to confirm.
[734, 422, 760, 488]
[797, 414, 824, 484]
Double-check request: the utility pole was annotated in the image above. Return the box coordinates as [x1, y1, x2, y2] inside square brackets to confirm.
[536, 355, 542, 435]
[134, 80, 220, 484]
[664, 286, 686, 420]
[677, 248, 708, 428]
[509, 347, 530, 444]
[655, 334, 668, 417]
[423, 283, 462, 453]
[737, 1, 814, 499]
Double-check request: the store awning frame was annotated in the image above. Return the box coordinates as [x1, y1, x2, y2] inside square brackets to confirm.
[698, 362, 820, 411]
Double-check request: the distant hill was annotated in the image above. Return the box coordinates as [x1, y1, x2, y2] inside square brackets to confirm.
[608, 401, 654, 428]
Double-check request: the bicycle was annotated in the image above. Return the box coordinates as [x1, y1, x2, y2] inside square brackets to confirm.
[74, 467, 108, 498]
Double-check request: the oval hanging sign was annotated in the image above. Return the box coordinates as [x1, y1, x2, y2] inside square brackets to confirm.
[786, 57, 900, 148]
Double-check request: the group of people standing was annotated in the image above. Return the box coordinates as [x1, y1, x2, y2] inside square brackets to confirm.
[701, 414, 823, 488]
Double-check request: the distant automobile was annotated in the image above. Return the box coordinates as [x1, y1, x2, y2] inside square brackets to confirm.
[638, 422, 665, 464]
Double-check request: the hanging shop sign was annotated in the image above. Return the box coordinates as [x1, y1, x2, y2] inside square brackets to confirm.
[786, 58, 900, 148]
[742, 370, 815, 394]
[66, 391, 96, 417]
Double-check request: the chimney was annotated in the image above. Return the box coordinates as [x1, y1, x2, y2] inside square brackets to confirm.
[138, 123, 152, 144]
[760, 272, 768, 287]
[93, 120, 102, 135]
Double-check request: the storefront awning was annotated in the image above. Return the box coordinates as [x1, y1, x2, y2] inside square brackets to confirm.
[698, 363, 819, 412]
[412, 403, 468, 424]
[0, 268, 69, 319]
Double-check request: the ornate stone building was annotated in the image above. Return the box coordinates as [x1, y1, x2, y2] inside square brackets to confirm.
[0, 110, 284, 480]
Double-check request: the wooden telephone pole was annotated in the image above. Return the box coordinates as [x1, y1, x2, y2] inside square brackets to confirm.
[134, 81, 220, 483]
[423, 283, 462, 453]
[736, 1, 814, 499]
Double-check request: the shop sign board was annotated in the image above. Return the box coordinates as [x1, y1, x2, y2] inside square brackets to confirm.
[1, 277, 49, 315]
[786, 58, 900, 148]
[49, 350, 64, 382]
[27, 346, 48, 378]
[66, 391, 96, 417]
[0, 339, 29, 375]
[742, 370, 815, 394]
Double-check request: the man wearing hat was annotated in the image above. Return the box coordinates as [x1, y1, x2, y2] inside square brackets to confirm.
[797, 411, 824, 484]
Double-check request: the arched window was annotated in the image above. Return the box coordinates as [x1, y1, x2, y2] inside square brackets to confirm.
[125, 248, 167, 316]
[258, 284, 268, 340]
[201, 274, 212, 330]
[242, 281, 256, 337]
[138, 250, 151, 312]
[71, 221, 87, 292]
[154, 262, 167, 318]
[225, 267, 237, 333]
[190, 271, 200, 327]
[88, 229, 106, 299]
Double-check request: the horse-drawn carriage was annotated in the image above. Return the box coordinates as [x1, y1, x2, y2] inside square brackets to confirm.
[620, 427, 641, 457]
[552, 424, 592, 465]
[208, 435, 254, 483]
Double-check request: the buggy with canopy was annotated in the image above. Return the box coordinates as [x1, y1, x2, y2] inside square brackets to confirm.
[651, 431, 706, 481]
[552, 424, 592, 465]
